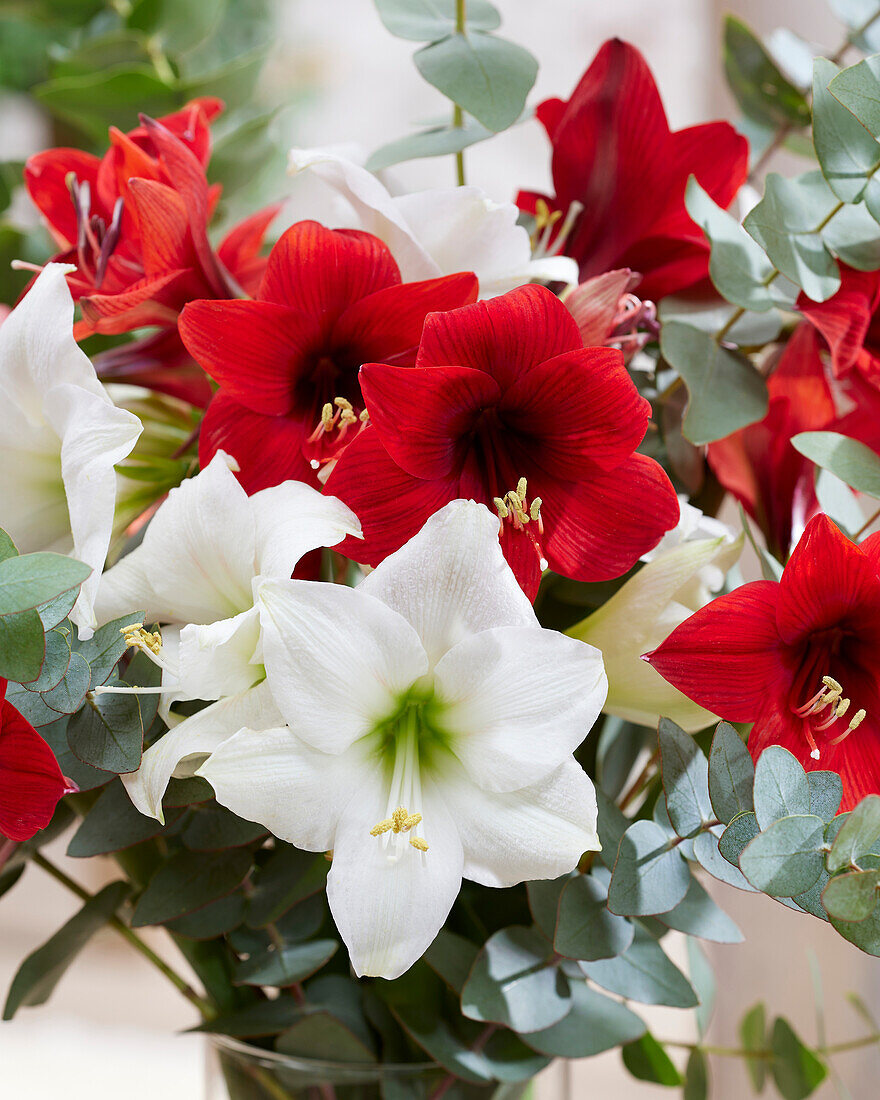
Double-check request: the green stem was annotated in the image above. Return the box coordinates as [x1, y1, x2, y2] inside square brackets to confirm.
[854, 503, 880, 540]
[661, 1032, 880, 1059]
[452, 0, 467, 186]
[33, 852, 215, 1019]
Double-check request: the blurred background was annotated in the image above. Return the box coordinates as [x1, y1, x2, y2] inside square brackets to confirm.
[1, 0, 879, 1096]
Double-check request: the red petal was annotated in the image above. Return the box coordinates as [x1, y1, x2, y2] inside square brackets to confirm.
[538, 39, 747, 295]
[139, 114, 228, 297]
[199, 393, 315, 494]
[180, 299, 322, 416]
[415, 284, 582, 388]
[217, 203, 282, 296]
[707, 324, 835, 559]
[127, 178, 195, 275]
[360, 363, 501, 479]
[332, 272, 478, 365]
[324, 428, 457, 565]
[24, 149, 103, 248]
[259, 222, 400, 319]
[776, 513, 880, 646]
[79, 270, 189, 333]
[534, 452, 679, 582]
[646, 581, 787, 722]
[0, 700, 69, 842]
[798, 265, 880, 375]
[499, 346, 649, 477]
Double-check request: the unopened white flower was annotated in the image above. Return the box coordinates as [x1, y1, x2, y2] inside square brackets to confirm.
[287, 148, 578, 297]
[198, 500, 604, 979]
[94, 452, 361, 819]
[0, 264, 143, 638]
[641, 495, 736, 604]
[570, 534, 743, 733]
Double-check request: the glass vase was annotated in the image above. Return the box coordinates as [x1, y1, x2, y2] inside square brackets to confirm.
[206, 1036, 536, 1100]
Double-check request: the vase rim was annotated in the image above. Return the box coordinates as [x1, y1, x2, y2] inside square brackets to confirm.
[208, 1033, 436, 1075]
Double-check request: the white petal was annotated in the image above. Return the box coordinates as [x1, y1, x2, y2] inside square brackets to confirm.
[327, 774, 463, 979]
[44, 383, 142, 638]
[121, 680, 283, 821]
[0, 264, 103, 417]
[571, 536, 741, 733]
[197, 727, 376, 852]
[358, 499, 535, 667]
[96, 453, 256, 626]
[435, 625, 606, 792]
[250, 479, 361, 578]
[393, 190, 577, 296]
[439, 758, 599, 887]
[287, 149, 439, 281]
[177, 607, 263, 701]
[257, 578, 428, 752]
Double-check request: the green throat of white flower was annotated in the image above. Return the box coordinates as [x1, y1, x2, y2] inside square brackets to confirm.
[365, 687, 454, 862]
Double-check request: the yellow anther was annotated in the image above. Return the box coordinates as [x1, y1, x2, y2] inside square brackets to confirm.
[822, 676, 842, 693]
[410, 837, 429, 852]
[371, 806, 424, 840]
[849, 708, 867, 732]
[339, 409, 357, 426]
[121, 624, 162, 655]
[324, 850, 334, 861]
[516, 477, 528, 501]
[530, 497, 542, 522]
[533, 199, 562, 233]
[359, 409, 370, 423]
[334, 397, 353, 412]
[835, 697, 851, 718]
[320, 402, 334, 431]
[494, 496, 509, 520]
[820, 691, 840, 707]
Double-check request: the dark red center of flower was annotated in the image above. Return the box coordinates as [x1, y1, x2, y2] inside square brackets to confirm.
[789, 632, 866, 759]
[301, 351, 369, 470]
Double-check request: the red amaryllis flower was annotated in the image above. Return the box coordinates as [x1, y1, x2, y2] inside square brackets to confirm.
[24, 101, 279, 403]
[0, 680, 73, 842]
[707, 324, 836, 561]
[564, 268, 658, 363]
[178, 220, 478, 492]
[645, 514, 880, 810]
[516, 39, 748, 300]
[324, 283, 679, 599]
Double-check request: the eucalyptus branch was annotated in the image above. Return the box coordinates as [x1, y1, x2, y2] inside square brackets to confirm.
[452, 0, 467, 186]
[427, 1023, 499, 1099]
[618, 748, 660, 811]
[748, 8, 880, 185]
[661, 1032, 880, 1059]
[32, 851, 215, 1019]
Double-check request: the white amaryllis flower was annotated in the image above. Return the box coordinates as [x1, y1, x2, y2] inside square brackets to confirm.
[570, 533, 743, 733]
[197, 500, 604, 980]
[0, 263, 142, 637]
[287, 148, 578, 297]
[94, 452, 361, 819]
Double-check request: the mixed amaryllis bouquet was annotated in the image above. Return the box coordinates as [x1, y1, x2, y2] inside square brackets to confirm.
[8, 1, 880, 1097]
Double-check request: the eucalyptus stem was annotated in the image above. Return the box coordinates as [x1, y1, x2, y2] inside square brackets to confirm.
[32, 851, 215, 1019]
[427, 1024, 498, 1099]
[452, 0, 467, 186]
[661, 1032, 880, 1059]
[854, 503, 880, 540]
